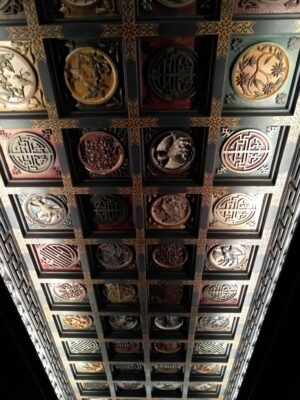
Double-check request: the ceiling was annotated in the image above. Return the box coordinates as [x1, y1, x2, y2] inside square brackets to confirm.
[0, 1, 300, 400]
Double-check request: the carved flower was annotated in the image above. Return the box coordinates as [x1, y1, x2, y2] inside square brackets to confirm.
[287, 36, 300, 51]
[275, 92, 287, 105]
[224, 93, 237, 105]
[236, 72, 250, 87]
[271, 62, 285, 78]
[231, 38, 244, 53]
[262, 82, 276, 96]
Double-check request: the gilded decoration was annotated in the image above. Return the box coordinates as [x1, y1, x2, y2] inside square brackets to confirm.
[7, 0, 62, 62]
[190, 98, 240, 140]
[196, 0, 255, 59]
[111, 99, 159, 144]
[101, 1, 158, 61]
[0, 2, 298, 400]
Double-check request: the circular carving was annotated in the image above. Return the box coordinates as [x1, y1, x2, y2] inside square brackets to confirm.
[157, 0, 195, 7]
[150, 195, 191, 227]
[117, 382, 144, 390]
[154, 316, 184, 330]
[0, 47, 37, 104]
[208, 245, 247, 270]
[38, 244, 79, 270]
[213, 193, 256, 226]
[153, 342, 181, 354]
[150, 130, 195, 174]
[150, 284, 183, 304]
[7, 132, 55, 173]
[103, 283, 137, 303]
[109, 315, 139, 330]
[154, 365, 181, 374]
[77, 362, 104, 373]
[64, 47, 118, 105]
[113, 342, 140, 354]
[203, 284, 238, 303]
[190, 383, 217, 392]
[192, 364, 220, 375]
[90, 194, 129, 225]
[198, 315, 231, 331]
[116, 364, 142, 372]
[64, 0, 99, 7]
[69, 340, 100, 354]
[63, 314, 93, 330]
[83, 382, 108, 390]
[78, 131, 124, 175]
[24, 195, 68, 226]
[232, 42, 289, 100]
[53, 282, 86, 302]
[96, 243, 133, 270]
[194, 341, 226, 355]
[147, 46, 199, 101]
[152, 244, 188, 269]
[153, 383, 181, 390]
[221, 129, 270, 173]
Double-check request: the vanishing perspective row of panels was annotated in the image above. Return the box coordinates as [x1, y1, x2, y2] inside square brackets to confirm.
[1, 1, 299, 400]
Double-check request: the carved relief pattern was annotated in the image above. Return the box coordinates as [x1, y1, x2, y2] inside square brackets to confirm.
[101, 1, 158, 61]
[221, 129, 271, 173]
[235, 0, 300, 14]
[8, 0, 62, 62]
[0, 204, 73, 399]
[196, 0, 255, 58]
[0, 41, 46, 112]
[1, 2, 299, 400]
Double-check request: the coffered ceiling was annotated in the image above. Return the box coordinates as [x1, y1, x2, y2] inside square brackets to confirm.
[0, 1, 300, 400]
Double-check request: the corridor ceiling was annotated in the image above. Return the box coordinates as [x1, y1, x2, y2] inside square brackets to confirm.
[0, 1, 300, 400]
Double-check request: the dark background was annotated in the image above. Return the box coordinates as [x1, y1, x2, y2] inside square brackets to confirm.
[0, 221, 299, 399]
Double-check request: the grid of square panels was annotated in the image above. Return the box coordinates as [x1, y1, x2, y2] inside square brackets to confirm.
[0, 1, 299, 400]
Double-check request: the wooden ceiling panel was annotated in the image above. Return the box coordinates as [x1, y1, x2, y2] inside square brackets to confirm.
[0, 1, 300, 400]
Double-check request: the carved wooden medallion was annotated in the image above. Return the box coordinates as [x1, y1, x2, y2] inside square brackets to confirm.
[0, 46, 37, 105]
[153, 383, 181, 390]
[90, 194, 129, 225]
[154, 315, 184, 330]
[221, 129, 271, 173]
[148, 46, 199, 101]
[153, 342, 181, 353]
[64, 47, 118, 105]
[232, 42, 289, 100]
[96, 243, 133, 269]
[63, 314, 93, 329]
[7, 132, 55, 173]
[213, 193, 256, 226]
[150, 130, 195, 174]
[53, 282, 86, 302]
[103, 283, 137, 303]
[150, 195, 191, 228]
[24, 195, 68, 226]
[109, 315, 139, 330]
[208, 245, 247, 270]
[77, 362, 104, 373]
[152, 244, 188, 269]
[78, 131, 124, 175]
[38, 244, 79, 270]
